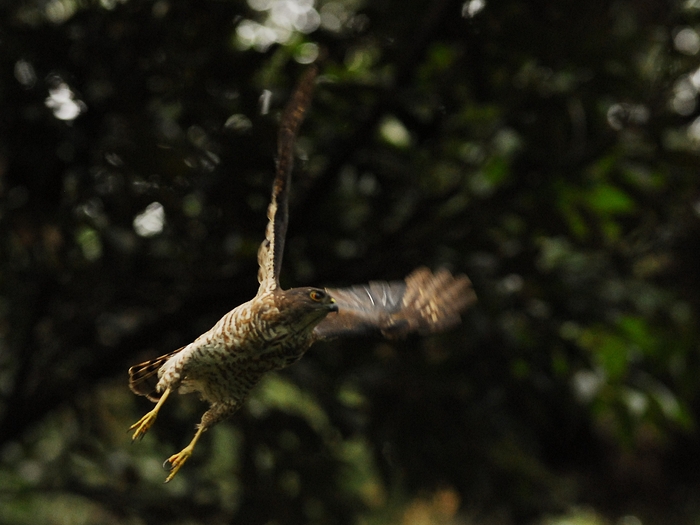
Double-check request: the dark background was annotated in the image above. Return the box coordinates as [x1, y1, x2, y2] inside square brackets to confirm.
[2, 0, 700, 523]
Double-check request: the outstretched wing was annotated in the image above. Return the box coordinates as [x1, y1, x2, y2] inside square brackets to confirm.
[257, 65, 318, 294]
[313, 267, 476, 340]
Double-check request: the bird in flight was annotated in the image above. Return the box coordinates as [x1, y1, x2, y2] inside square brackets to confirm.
[128, 65, 476, 483]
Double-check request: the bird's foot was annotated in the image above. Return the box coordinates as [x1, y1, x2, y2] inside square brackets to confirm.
[129, 410, 158, 441]
[163, 445, 194, 483]
[129, 387, 171, 441]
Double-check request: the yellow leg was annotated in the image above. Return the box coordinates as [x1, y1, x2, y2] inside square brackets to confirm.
[129, 387, 172, 441]
[163, 424, 207, 483]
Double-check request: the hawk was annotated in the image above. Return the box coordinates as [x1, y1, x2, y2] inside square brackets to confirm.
[128, 66, 476, 483]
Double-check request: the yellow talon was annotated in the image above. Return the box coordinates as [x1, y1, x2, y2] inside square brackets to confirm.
[128, 387, 171, 441]
[129, 411, 157, 441]
[163, 425, 206, 483]
[163, 448, 192, 483]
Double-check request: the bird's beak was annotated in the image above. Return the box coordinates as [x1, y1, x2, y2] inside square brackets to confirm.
[328, 297, 338, 312]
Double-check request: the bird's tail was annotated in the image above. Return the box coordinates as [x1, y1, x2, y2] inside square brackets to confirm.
[128, 347, 183, 402]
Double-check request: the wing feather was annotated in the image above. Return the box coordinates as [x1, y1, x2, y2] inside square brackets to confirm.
[257, 65, 318, 294]
[313, 267, 476, 340]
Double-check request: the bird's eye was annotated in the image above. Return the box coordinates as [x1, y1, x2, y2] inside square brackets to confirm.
[309, 290, 325, 302]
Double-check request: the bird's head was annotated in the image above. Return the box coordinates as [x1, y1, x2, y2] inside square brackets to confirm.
[277, 287, 338, 332]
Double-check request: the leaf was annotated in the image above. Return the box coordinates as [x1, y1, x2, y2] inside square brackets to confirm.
[586, 184, 636, 214]
[578, 327, 629, 381]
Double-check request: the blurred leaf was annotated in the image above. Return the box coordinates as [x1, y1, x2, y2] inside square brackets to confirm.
[586, 184, 636, 214]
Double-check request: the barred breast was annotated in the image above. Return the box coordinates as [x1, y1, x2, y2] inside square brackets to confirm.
[154, 293, 309, 403]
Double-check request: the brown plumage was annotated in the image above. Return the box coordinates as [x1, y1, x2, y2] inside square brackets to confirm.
[128, 65, 476, 483]
[315, 267, 475, 340]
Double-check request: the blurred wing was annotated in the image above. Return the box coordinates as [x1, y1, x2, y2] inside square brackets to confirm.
[128, 347, 184, 402]
[257, 65, 318, 294]
[314, 267, 476, 340]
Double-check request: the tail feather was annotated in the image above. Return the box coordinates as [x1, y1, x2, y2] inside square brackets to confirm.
[128, 347, 184, 402]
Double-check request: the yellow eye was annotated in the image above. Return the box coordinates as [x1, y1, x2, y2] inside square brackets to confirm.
[309, 290, 325, 302]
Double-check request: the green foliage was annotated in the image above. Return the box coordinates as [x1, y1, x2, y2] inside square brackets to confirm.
[2, 0, 700, 524]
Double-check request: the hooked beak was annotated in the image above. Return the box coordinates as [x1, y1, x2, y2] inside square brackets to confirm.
[328, 297, 338, 312]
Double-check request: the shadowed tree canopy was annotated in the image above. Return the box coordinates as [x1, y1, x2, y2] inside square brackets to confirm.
[2, 0, 700, 524]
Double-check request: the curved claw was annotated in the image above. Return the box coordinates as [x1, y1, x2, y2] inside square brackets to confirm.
[128, 387, 172, 442]
[163, 449, 192, 483]
[162, 424, 206, 483]
[129, 411, 157, 441]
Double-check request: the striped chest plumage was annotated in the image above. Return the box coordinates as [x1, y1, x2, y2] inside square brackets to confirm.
[156, 293, 319, 403]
